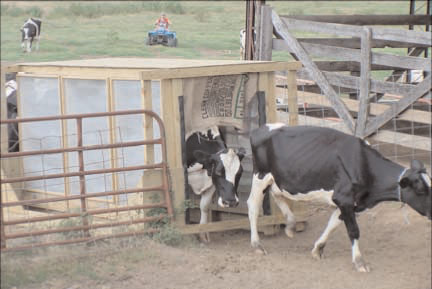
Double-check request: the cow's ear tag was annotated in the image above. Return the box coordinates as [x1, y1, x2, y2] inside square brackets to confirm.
[399, 177, 411, 188]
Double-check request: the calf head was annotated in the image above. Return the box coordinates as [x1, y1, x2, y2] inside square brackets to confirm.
[399, 160, 431, 219]
[194, 147, 246, 208]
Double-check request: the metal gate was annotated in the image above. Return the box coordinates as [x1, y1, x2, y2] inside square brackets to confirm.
[0, 109, 173, 252]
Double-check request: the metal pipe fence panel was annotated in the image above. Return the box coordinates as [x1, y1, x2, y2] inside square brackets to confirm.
[0, 109, 173, 251]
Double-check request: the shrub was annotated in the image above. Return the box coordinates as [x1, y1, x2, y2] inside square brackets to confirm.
[151, 224, 184, 246]
[25, 6, 43, 18]
[2, 5, 25, 17]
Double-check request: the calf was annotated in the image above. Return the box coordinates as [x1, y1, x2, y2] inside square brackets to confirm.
[187, 126, 245, 242]
[248, 124, 431, 272]
[21, 18, 41, 53]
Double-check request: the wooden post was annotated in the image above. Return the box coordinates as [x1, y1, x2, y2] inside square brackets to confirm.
[59, 76, 71, 210]
[355, 27, 372, 138]
[287, 69, 298, 126]
[160, 79, 185, 226]
[258, 5, 273, 61]
[141, 80, 154, 164]
[1, 68, 7, 249]
[107, 78, 119, 205]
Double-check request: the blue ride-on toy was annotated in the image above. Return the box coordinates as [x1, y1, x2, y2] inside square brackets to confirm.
[146, 24, 177, 47]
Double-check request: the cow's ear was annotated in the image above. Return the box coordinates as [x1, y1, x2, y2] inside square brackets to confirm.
[399, 177, 411, 188]
[236, 147, 246, 161]
[193, 150, 212, 166]
[411, 160, 424, 170]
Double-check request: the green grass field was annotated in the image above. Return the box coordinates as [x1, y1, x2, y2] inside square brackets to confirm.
[1, 1, 422, 63]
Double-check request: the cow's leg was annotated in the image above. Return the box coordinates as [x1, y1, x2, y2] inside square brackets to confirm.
[199, 187, 214, 243]
[270, 186, 296, 238]
[35, 36, 40, 51]
[339, 205, 369, 272]
[311, 208, 342, 259]
[247, 173, 273, 254]
[26, 39, 32, 53]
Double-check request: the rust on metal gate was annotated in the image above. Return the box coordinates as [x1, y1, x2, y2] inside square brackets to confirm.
[0, 109, 173, 252]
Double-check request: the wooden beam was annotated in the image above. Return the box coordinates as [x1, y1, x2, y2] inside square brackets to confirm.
[141, 80, 154, 164]
[179, 215, 286, 234]
[296, 69, 425, 96]
[372, 47, 426, 101]
[140, 62, 302, 80]
[356, 27, 372, 138]
[272, 9, 355, 132]
[287, 70, 298, 126]
[295, 92, 431, 125]
[277, 112, 431, 152]
[293, 38, 430, 49]
[258, 4, 273, 61]
[282, 15, 431, 26]
[364, 75, 432, 136]
[273, 41, 431, 71]
[280, 17, 431, 46]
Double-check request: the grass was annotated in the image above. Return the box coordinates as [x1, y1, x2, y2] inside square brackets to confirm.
[1, 238, 158, 288]
[1, 226, 198, 289]
[1, 1, 421, 63]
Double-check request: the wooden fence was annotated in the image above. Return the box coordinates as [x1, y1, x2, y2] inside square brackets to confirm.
[256, 5, 431, 140]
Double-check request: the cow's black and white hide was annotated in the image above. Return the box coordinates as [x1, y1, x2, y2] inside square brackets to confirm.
[187, 126, 245, 242]
[240, 28, 256, 60]
[21, 18, 41, 53]
[248, 124, 431, 272]
[5, 76, 19, 152]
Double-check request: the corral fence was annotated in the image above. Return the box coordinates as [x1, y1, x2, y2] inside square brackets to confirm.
[252, 4, 431, 169]
[0, 109, 173, 252]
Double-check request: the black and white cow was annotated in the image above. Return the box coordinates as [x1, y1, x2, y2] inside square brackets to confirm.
[20, 18, 42, 53]
[239, 28, 256, 60]
[5, 75, 19, 152]
[247, 124, 431, 272]
[187, 126, 245, 242]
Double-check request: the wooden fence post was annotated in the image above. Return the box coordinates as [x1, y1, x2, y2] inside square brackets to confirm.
[258, 5, 273, 61]
[355, 26, 372, 138]
[271, 10, 355, 133]
[287, 70, 298, 126]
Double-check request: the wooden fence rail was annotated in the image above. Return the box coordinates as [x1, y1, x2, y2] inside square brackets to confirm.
[260, 5, 431, 138]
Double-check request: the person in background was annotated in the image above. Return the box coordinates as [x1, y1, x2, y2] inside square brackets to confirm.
[155, 13, 171, 30]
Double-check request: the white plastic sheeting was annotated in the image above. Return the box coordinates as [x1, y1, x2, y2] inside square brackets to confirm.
[19, 77, 64, 193]
[18, 77, 161, 199]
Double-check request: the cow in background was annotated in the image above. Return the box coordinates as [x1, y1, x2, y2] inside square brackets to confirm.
[21, 18, 42, 53]
[247, 124, 431, 272]
[187, 126, 245, 242]
[240, 29, 256, 60]
[5, 73, 19, 152]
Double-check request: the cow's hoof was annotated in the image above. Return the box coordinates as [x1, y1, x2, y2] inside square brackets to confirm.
[284, 227, 295, 238]
[199, 232, 210, 243]
[311, 244, 325, 260]
[252, 242, 267, 255]
[354, 259, 370, 273]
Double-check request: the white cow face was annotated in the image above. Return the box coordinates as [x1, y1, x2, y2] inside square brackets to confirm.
[194, 148, 246, 208]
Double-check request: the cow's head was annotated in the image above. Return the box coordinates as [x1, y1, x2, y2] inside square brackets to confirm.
[399, 160, 431, 220]
[194, 147, 246, 208]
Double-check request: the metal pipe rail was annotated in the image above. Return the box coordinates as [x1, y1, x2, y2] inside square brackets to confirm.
[0, 109, 173, 251]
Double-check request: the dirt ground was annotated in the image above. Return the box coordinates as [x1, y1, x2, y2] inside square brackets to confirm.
[6, 202, 429, 289]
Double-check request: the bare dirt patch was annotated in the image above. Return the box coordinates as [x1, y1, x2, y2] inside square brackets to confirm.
[3, 202, 430, 289]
